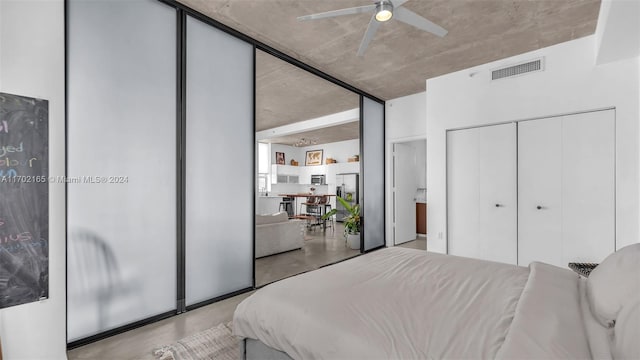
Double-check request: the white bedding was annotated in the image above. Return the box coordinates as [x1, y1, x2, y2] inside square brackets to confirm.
[234, 247, 592, 359]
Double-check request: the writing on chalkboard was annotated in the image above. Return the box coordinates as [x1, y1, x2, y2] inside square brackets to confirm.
[0, 92, 49, 309]
[0, 157, 38, 167]
[0, 142, 24, 156]
[0, 169, 18, 177]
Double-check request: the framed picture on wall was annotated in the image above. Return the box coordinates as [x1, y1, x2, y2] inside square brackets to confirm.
[276, 152, 285, 165]
[305, 150, 323, 166]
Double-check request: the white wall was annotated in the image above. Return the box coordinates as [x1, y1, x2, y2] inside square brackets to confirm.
[426, 35, 639, 254]
[386, 92, 426, 141]
[0, 1, 67, 359]
[300, 139, 359, 164]
[385, 92, 427, 247]
[271, 139, 359, 166]
[595, 0, 640, 65]
[271, 143, 303, 165]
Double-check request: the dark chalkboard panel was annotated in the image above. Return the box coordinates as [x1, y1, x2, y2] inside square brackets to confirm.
[0, 92, 49, 309]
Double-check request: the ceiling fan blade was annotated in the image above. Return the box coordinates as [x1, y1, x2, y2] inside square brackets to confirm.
[297, 5, 376, 21]
[393, 7, 448, 37]
[390, 0, 410, 7]
[357, 14, 382, 57]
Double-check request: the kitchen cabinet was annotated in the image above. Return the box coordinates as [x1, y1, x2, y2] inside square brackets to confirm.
[416, 203, 427, 235]
[299, 165, 326, 184]
[271, 164, 300, 184]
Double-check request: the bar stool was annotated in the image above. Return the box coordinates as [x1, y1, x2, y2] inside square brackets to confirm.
[279, 197, 294, 218]
[301, 196, 321, 230]
[318, 196, 334, 232]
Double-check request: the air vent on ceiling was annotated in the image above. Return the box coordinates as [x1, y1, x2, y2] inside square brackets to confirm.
[491, 58, 544, 81]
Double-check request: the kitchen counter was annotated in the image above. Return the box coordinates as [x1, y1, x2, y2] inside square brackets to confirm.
[277, 193, 336, 197]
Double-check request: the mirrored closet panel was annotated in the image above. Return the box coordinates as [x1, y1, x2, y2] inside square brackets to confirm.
[67, 0, 177, 341]
[185, 15, 254, 306]
[361, 97, 385, 251]
[254, 50, 362, 286]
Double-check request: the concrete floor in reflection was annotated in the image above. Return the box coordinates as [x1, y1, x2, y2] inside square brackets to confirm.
[255, 222, 361, 287]
[396, 237, 427, 250]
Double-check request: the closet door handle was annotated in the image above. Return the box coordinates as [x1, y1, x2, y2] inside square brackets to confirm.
[536, 205, 543, 210]
[495, 204, 502, 207]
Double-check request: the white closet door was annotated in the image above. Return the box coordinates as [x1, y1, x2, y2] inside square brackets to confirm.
[561, 110, 615, 264]
[518, 118, 563, 267]
[478, 124, 517, 264]
[447, 128, 480, 259]
[448, 123, 516, 264]
[518, 110, 615, 267]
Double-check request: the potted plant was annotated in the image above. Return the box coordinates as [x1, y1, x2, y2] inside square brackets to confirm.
[322, 196, 360, 250]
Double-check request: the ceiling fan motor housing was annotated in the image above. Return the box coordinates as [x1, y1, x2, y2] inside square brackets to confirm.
[375, 1, 394, 22]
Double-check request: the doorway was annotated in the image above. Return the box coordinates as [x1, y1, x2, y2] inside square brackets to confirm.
[392, 139, 427, 249]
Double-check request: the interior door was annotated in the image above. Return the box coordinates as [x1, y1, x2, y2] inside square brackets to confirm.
[518, 111, 615, 267]
[393, 142, 417, 245]
[448, 123, 517, 263]
[518, 118, 563, 267]
[447, 128, 481, 259]
[561, 110, 615, 264]
[478, 124, 517, 264]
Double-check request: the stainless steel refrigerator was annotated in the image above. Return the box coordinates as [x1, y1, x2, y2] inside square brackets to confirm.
[335, 173, 359, 222]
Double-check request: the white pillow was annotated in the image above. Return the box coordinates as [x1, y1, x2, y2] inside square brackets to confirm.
[586, 244, 640, 327]
[612, 299, 640, 360]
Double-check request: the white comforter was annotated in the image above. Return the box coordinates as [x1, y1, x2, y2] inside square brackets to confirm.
[234, 247, 592, 359]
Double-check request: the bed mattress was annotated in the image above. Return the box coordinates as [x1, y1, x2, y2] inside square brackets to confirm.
[234, 247, 591, 359]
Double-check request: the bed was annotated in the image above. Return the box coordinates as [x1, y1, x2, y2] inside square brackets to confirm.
[233, 245, 639, 359]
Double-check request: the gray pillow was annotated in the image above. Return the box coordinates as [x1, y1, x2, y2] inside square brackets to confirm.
[586, 244, 640, 327]
[612, 299, 640, 359]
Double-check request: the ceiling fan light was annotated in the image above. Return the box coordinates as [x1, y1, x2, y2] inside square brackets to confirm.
[375, 1, 393, 22]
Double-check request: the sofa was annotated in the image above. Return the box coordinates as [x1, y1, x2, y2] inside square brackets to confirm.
[255, 212, 304, 258]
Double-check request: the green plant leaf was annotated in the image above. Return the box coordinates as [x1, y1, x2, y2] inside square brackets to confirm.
[336, 196, 353, 212]
[321, 209, 338, 220]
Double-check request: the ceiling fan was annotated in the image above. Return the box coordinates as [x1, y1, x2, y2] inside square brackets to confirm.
[297, 0, 448, 56]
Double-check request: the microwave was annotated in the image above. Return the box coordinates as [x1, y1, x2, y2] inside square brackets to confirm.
[311, 174, 325, 185]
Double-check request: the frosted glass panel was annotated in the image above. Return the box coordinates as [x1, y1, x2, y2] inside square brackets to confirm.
[67, 0, 177, 341]
[185, 16, 254, 306]
[362, 97, 385, 251]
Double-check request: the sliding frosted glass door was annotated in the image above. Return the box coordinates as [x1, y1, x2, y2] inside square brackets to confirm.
[67, 0, 177, 341]
[185, 16, 254, 306]
[361, 97, 385, 251]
